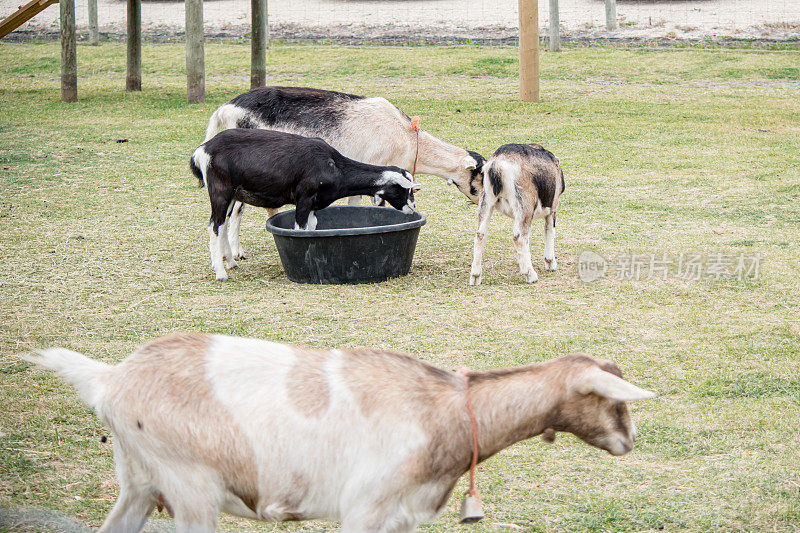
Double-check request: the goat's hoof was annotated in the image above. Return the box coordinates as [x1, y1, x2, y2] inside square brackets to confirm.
[234, 252, 247, 261]
[544, 258, 558, 271]
[469, 273, 483, 286]
[524, 270, 539, 283]
[223, 258, 239, 269]
[214, 273, 228, 281]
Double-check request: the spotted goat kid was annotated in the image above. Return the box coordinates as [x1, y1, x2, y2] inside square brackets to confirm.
[26, 333, 652, 533]
[470, 143, 565, 285]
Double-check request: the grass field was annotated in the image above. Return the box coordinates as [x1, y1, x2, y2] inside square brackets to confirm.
[1, 41, 799, 532]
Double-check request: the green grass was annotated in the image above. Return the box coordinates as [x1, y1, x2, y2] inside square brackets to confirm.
[1, 41, 799, 531]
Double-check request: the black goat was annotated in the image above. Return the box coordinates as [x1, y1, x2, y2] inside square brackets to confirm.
[190, 128, 419, 281]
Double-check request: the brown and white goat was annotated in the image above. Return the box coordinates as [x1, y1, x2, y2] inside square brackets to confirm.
[204, 86, 486, 260]
[470, 143, 565, 286]
[27, 333, 652, 532]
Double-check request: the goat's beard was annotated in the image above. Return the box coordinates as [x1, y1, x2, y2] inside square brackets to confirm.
[542, 428, 556, 443]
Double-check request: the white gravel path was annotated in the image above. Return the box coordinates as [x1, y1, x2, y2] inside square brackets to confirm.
[2, 0, 799, 41]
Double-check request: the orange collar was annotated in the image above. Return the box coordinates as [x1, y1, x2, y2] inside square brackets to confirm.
[410, 116, 421, 181]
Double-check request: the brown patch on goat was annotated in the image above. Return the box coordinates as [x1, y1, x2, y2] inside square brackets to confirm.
[341, 349, 472, 492]
[102, 332, 262, 518]
[285, 349, 330, 418]
[341, 349, 459, 419]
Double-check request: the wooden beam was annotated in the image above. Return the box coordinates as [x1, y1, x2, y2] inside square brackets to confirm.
[548, 0, 560, 52]
[0, 0, 58, 40]
[250, 0, 266, 89]
[185, 0, 205, 103]
[88, 0, 99, 45]
[518, 0, 539, 102]
[60, 0, 77, 102]
[126, 0, 141, 91]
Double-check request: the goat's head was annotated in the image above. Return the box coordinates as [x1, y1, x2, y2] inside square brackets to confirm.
[450, 151, 486, 204]
[545, 355, 653, 456]
[375, 168, 420, 214]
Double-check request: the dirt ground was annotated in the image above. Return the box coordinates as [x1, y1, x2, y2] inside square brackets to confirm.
[2, 0, 799, 44]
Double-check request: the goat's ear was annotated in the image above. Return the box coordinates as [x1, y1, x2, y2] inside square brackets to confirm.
[397, 177, 416, 190]
[574, 366, 654, 402]
[411, 183, 421, 192]
[462, 155, 478, 171]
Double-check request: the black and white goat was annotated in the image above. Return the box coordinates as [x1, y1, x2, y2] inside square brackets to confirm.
[204, 86, 486, 260]
[470, 143, 565, 286]
[190, 128, 419, 281]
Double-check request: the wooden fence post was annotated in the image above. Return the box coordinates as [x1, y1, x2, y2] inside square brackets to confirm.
[605, 0, 617, 30]
[60, 0, 77, 102]
[126, 0, 141, 90]
[251, 0, 266, 89]
[518, 0, 539, 102]
[88, 0, 99, 45]
[185, 0, 205, 103]
[548, 0, 560, 52]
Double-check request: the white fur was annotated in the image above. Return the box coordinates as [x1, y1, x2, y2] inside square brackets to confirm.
[208, 222, 227, 281]
[23, 349, 109, 409]
[575, 366, 655, 402]
[204, 104, 249, 143]
[293, 210, 317, 231]
[191, 146, 212, 187]
[206, 336, 429, 525]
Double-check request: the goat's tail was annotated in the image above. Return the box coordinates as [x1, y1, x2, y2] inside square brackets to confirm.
[190, 146, 210, 188]
[23, 349, 111, 412]
[204, 107, 224, 143]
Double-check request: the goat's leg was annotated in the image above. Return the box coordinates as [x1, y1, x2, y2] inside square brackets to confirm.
[543, 212, 557, 271]
[306, 210, 317, 231]
[170, 496, 219, 533]
[219, 205, 238, 270]
[98, 444, 154, 533]
[294, 199, 314, 230]
[159, 475, 221, 533]
[208, 198, 231, 281]
[173, 511, 218, 533]
[227, 201, 246, 260]
[207, 223, 228, 281]
[341, 507, 416, 533]
[341, 521, 415, 533]
[97, 485, 153, 533]
[513, 212, 538, 283]
[469, 194, 495, 286]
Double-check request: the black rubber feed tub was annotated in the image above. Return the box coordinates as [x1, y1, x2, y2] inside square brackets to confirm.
[265, 206, 426, 284]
